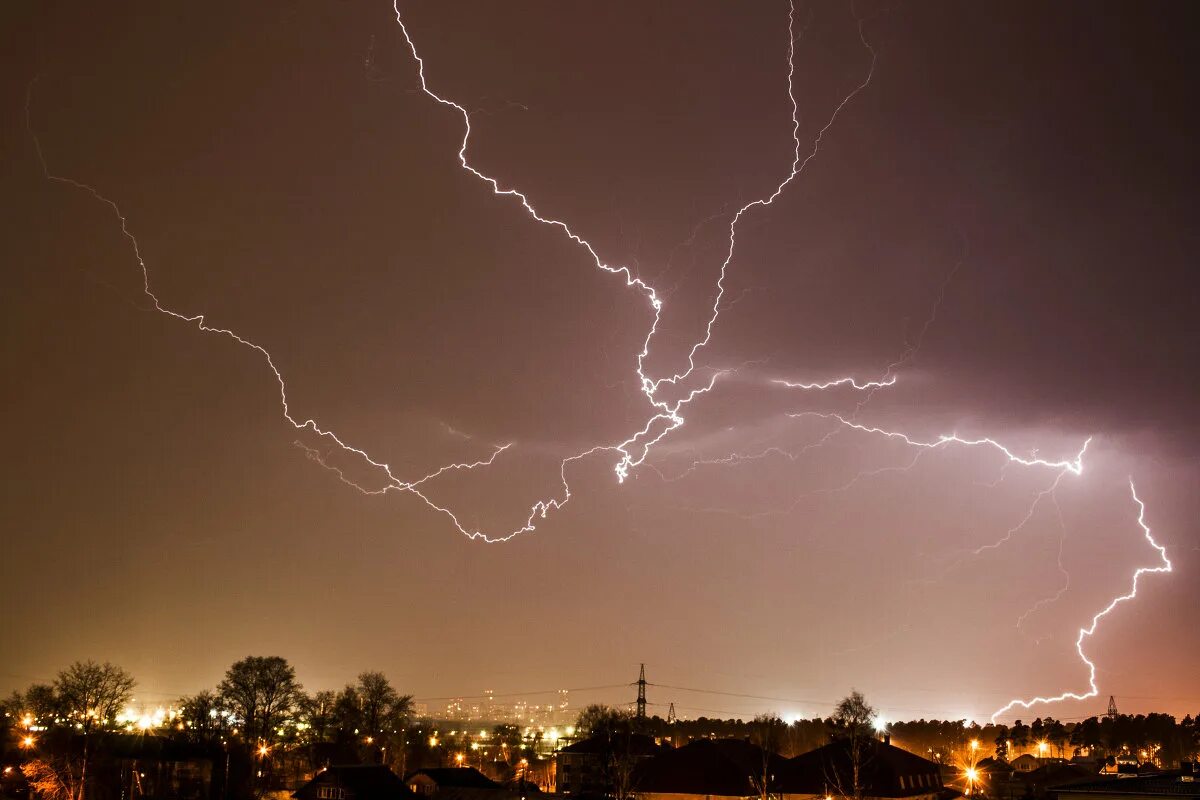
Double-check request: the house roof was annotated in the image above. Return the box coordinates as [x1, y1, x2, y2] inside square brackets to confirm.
[405, 768, 499, 789]
[1056, 774, 1200, 798]
[559, 732, 663, 757]
[294, 765, 416, 800]
[633, 739, 789, 797]
[780, 738, 944, 797]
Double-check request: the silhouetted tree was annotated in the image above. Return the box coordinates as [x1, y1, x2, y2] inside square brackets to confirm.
[828, 690, 878, 800]
[217, 656, 302, 745]
[54, 660, 135, 800]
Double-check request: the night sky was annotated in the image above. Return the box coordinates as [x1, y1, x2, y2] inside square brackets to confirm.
[3, 2, 1198, 724]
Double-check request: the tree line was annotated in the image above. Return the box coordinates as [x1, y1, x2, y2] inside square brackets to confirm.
[4, 659, 1199, 800]
[2, 657, 417, 800]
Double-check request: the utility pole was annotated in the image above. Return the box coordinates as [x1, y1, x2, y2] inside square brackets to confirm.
[636, 665, 647, 721]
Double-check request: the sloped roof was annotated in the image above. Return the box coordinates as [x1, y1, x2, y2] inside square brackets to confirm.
[406, 768, 499, 789]
[1057, 774, 1200, 798]
[294, 765, 415, 800]
[781, 738, 943, 797]
[633, 739, 788, 797]
[560, 733, 664, 757]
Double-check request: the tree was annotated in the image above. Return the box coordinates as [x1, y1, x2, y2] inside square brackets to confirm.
[828, 691, 878, 800]
[576, 704, 632, 737]
[749, 715, 786, 800]
[993, 725, 1010, 761]
[299, 690, 339, 745]
[54, 661, 135, 800]
[831, 691, 877, 740]
[217, 656, 302, 745]
[54, 661, 135, 731]
[1010, 720, 1031, 755]
[176, 691, 233, 745]
[332, 672, 413, 770]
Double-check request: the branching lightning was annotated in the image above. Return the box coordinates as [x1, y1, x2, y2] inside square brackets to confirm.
[990, 480, 1172, 721]
[1015, 489, 1071, 637]
[29, 2, 875, 542]
[29, 0, 1175, 721]
[798, 413, 1092, 476]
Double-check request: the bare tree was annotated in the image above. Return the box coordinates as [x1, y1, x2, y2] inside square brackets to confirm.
[217, 656, 302, 745]
[21, 758, 73, 800]
[750, 715, 786, 800]
[334, 671, 413, 769]
[828, 690, 878, 800]
[176, 691, 233, 745]
[54, 661, 136, 800]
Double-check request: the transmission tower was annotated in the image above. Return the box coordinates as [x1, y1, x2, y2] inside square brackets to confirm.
[1107, 696, 1119, 719]
[667, 702, 676, 724]
[636, 664, 647, 720]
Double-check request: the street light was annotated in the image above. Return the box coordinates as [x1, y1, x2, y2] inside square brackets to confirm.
[965, 767, 979, 796]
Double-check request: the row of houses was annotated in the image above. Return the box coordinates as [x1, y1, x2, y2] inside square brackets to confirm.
[298, 735, 951, 800]
[294, 739, 1200, 800]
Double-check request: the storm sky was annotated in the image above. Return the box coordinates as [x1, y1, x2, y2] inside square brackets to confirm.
[3, 1, 1198, 724]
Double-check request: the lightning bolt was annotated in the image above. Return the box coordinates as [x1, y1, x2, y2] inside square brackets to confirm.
[29, 3, 875, 542]
[990, 479, 1172, 721]
[772, 376, 897, 391]
[29, 2, 1174, 719]
[801, 413, 1092, 476]
[391, 0, 877, 487]
[1015, 489, 1071, 637]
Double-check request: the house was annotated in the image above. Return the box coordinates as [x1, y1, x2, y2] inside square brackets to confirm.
[557, 732, 666, 796]
[1012, 755, 1044, 773]
[1054, 771, 1200, 800]
[779, 737, 948, 800]
[633, 738, 789, 800]
[294, 765, 416, 800]
[976, 757, 1015, 781]
[406, 768, 500, 796]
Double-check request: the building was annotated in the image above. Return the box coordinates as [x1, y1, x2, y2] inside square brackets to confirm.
[780, 737, 949, 800]
[557, 733, 666, 796]
[633, 738, 789, 800]
[294, 765, 416, 800]
[1054, 771, 1200, 800]
[407, 767, 502, 797]
[988, 762, 1098, 800]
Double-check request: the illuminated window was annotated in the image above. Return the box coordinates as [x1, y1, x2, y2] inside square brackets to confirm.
[317, 787, 346, 800]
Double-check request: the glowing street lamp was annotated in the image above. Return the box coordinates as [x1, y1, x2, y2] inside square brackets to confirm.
[1037, 741, 1048, 757]
[964, 767, 979, 796]
[21, 736, 36, 749]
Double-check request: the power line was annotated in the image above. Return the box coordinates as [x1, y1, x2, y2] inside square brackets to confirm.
[412, 684, 628, 704]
